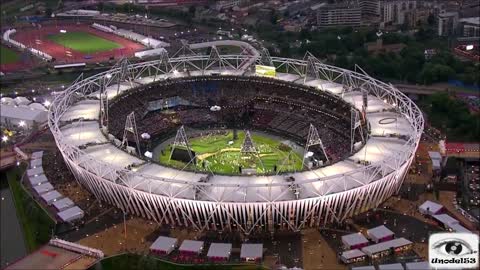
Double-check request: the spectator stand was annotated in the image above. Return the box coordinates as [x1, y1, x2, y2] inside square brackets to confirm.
[207, 243, 232, 262]
[367, 225, 394, 243]
[342, 232, 369, 249]
[240, 243, 263, 262]
[418, 200, 444, 216]
[150, 236, 178, 256]
[339, 249, 367, 264]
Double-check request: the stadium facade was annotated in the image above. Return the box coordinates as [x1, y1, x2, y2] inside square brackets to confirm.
[49, 49, 423, 234]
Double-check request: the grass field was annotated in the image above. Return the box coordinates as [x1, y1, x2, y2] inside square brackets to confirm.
[47, 31, 122, 54]
[89, 254, 268, 270]
[0, 45, 20, 64]
[158, 131, 303, 174]
[6, 165, 55, 251]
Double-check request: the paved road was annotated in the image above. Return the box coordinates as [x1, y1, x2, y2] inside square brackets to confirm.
[1, 186, 27, 268]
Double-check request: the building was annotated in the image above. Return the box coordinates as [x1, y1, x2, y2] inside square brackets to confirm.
[360, 0, 380, 17]
[459, 17, 480, 37]
[215, 0, 245, 11]
[380, 0, 417, 26]
[316, 2, 362, 28]
[438, 11, 459, 36]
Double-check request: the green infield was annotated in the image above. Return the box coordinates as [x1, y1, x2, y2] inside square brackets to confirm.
[0, 45, 20, 64]
[158, 130, 303, 174]
[47, 31, 122, 54]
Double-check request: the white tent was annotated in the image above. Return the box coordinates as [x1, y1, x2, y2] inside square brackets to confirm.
[27, 167, 44, 177]
[340, 249, 366, 264]
[240, 243, 263, 261]
[30, 158, 42, 168]
[433, 214, 459, 227]
[33, 182, 54, 194]
[418, 200, 444, 215]
[405, 261, 430, 270]
[28, 174, 48, 186]
[40, 190, 62, 205]
[378, 263, 404, 270]
[366, 225, 394, 243]
[341, 232, 369, 249]
[31, 151, 44, 159]
[352, 266, 375, 270]
[14, 96, 30, 106]
[58, 206, 84, 222]
[361, 238, 412, 257]
[178, 240, 204, 254]
[53, 197, 75, 211]
[1, 104, 48, 129]
[449, 223, 471, 233]
[207, 243, 232, 260]
[150, 236, 178, 254]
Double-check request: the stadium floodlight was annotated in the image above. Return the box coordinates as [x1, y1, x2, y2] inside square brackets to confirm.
[141, 133, 151, 140]
[43, 100, 51, 107]
[19, 121, 26, 127]
[466, 45, 474, 51]
[173, 69, 179, 75]
[60, 29, 67, 33]
[105, 73, 112, 79]
[1, 135, 8, 142]
[144, 151, 153, 158]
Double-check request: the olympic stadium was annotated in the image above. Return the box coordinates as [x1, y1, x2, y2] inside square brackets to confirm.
[48, 41, 424, 235]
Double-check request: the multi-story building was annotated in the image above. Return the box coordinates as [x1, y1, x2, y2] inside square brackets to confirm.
[380, 0, 417, 26]
[438, 11, 459, 36]
[215, 0, 245, 11]
[459, 17, 480, 37]
[359, 0, 380, 17]
[316, 2, 362, 28]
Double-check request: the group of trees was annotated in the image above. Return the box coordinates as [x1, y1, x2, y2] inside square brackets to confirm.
[261, 24, 479, 86]
[421, 93, 480, 142]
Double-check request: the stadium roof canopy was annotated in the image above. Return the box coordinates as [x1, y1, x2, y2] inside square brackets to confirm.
[1, 104, 47, 122]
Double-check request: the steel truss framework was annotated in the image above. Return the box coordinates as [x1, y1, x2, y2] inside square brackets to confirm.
[48, 52, 424, 234]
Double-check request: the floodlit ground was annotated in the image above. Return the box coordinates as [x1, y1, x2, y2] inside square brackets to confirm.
[47, 31, 122, 54]
[0, 45, 20, 64]
[158, 131, 303, 174]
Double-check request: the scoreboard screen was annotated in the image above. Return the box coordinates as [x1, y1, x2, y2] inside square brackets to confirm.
[255, 65, 276, 77]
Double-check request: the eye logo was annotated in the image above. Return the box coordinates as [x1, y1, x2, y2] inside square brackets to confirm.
[429, 233, 479, 269]
[433, 238, 473, 256]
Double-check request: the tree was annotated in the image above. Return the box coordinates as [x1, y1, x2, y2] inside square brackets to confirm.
[188, 5, 196, 15]
[427, 14, 435, 26]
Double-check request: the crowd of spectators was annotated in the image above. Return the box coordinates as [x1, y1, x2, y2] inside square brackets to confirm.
[108, 75, 367, 164]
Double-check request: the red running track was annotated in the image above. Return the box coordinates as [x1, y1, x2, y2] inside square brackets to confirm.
[12, 24, 145, 64]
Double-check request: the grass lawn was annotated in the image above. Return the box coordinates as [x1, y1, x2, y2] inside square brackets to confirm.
[7, 165, 56, 251]
[90, 254, 268, 270]
[47, 31, 122, 54]
[0, 45, 20, 64]
[158, 131, 303, 174]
